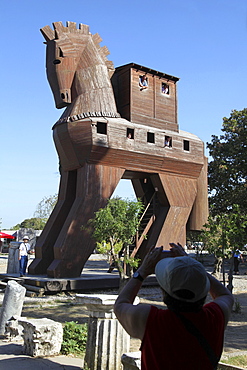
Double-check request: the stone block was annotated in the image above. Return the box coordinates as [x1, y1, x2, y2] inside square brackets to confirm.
[76, 294, 119, 318]
[7, 242, 21, 274]
[5, 316, 26, 342]
[18, 318, 63, 357]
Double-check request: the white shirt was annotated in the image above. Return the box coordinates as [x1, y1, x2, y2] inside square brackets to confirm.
[19, 242, 31, 256]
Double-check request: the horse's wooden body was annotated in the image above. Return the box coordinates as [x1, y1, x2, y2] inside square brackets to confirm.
[29, 22, 208, 278]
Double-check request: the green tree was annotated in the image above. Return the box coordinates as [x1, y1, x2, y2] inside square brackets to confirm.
[199, 205, 247, 277]
[207, 108, 247, 215]
[33, 194, 58, 219]
[12, 217, 47, 230]
[88, 197, 144, 286]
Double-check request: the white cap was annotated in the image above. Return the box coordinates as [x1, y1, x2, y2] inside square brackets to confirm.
[23, 236, 29, 241]
[155, 256, 210, 303]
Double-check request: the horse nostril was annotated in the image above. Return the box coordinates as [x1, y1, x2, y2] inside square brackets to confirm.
[61, 93, 65, 99]
[53, 59, 61, 65]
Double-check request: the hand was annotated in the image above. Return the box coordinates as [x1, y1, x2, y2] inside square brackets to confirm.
[137, 243, 187, 279]
[169, 242, 188, 257]
[137, 246, 169, 279]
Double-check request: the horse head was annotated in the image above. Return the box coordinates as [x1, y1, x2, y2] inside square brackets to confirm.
[41, 21, 118, 117]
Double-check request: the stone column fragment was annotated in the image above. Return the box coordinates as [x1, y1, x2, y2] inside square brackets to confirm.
[7, 242, 21, 274]
[76, 294, 139, 370]
[0, 280, 26, 334]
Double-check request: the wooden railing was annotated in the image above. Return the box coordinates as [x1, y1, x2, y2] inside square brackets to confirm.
[130, 191, 157, 258]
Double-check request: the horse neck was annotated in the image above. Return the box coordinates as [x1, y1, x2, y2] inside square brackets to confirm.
[60, 63, 118, 119]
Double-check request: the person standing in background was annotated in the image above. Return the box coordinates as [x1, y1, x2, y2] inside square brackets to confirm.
[233, 249, 243, 274]
[19, 236, 31, 277]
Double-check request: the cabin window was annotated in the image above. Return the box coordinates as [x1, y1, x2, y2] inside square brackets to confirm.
[147, 132, 155, 143]
[139, 75, 148, 90]
[183, 140, 190, 151]
[127, 128, 134, 139]
[97, 122, 107, 135]
[162, 83, 169, 94]
[164, 136, 172, 147]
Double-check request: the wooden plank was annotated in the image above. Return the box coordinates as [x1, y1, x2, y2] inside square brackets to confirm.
[40, 25, 55, 42]
[88, 147, 203, 178]
[23, 284, 45, 294]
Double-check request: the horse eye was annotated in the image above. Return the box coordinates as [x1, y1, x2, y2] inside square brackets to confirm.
[53, 59, 61, 65]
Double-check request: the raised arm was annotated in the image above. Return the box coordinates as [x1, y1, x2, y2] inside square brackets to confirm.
[207, 273, 234, 326]
[114, 246, 167, 339]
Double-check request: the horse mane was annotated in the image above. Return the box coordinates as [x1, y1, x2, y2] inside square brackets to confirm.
[40, 21, 115, 77]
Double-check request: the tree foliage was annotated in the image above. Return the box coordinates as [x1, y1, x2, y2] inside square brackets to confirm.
[12, 217, 47, 230]
[61, 321, 87, 356]
[200, 205, 247, 256]
[33, 194, 58, 219]
[88, 197, 144, 282]
[207, 108, 247, 215]
[198, 205, 247, 276]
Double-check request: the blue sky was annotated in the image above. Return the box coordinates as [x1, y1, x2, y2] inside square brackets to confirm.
[1, 0, 247, 229]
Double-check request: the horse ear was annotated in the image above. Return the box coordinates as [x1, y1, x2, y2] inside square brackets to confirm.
[40, 26, 55, 42]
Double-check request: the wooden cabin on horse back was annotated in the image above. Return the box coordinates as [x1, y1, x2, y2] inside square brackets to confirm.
[28, 21, 208, 278]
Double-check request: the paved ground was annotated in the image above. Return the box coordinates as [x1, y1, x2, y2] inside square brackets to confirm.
[0, 340, 83, 369]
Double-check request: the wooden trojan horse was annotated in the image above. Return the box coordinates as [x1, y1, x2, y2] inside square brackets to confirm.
[29, 21, 208, 278]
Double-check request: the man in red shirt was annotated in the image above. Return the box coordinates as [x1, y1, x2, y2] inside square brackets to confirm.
[114, 243, 234, 370]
